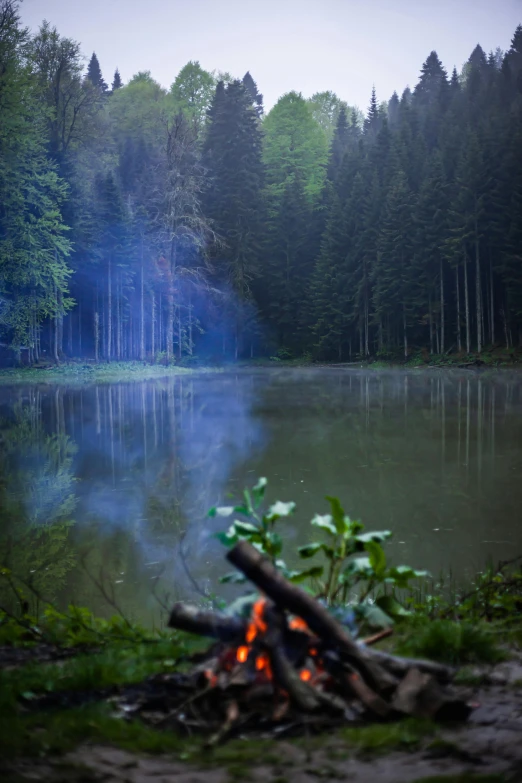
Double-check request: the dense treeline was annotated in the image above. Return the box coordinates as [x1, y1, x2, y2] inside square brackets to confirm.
[1, 0, 521, 364]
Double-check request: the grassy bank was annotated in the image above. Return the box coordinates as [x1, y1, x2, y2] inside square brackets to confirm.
[0, 361, 215, 385]
[1, 348, 521, 386]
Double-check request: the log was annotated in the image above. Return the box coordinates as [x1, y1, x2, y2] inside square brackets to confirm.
[362, 648, 455, 684]
[227, 541, 397, 693]
[168, 602, 246, 642]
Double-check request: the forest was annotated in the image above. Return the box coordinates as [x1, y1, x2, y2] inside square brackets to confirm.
[1, 0, 522, 364]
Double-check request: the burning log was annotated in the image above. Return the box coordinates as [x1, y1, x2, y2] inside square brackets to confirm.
[262, 605, 322, 712]
[227, 540, 397, 693]
[168, 602, 246, 642]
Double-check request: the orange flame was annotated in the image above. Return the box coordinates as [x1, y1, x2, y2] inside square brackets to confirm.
[236, 645, 249, 663]
[299, 669, 312, 682]
[245, 598, 268, 643]
[205, 669, 218, 687]
[289, 616, 309, 631]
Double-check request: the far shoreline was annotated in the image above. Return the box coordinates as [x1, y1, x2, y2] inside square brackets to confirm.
[0, 350, 521, 386]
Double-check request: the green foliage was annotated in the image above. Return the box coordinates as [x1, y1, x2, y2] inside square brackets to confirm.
[397, 620, 505, 665]
[169, 60, 216, 133]
[214, 478, 427, 627]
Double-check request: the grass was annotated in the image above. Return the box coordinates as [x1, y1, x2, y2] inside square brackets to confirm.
[0, 361, 208, 385]
[395, 620, 506, 666]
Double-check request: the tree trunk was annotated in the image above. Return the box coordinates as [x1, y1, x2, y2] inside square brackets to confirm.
[429, 292, 433, 354]
[159, 293, 163, 355]
[489, 258, 494, 346]
[178, 305, 182, 360]
[107, 255, 112, 361]
[68, 311, 73, 356]
[188, 290, 193, 356]
[364, 286, 369, 356]
[439, 257, 445, 354]
[475, 233, 482, 354]
[94, 311, 100, 363]
[403, 303, 408, 358]
[464, 251, 470, 354]
[140, 240, 145, 361]
[53, 285, 59, 364]
[151, 290, 156, 361]
[78, 300, 82, 357]
[456, 264, 461, 353]
[116, 273, 121, 360]
[166, 293, 174, 363]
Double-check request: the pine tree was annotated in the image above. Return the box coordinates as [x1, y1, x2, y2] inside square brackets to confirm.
[364, 86, 381, 138]
[112, 68, 122, 91]
[387, 91, 400, 125]
[87, 52, 108, 92]
[327, 105, 349, 180]
[373, 171, 416, 356]
[202, 80, 265, 356]
[242, 71, 263, 117]
[415, 152, 450, 353]
[414, 51, 448, 108]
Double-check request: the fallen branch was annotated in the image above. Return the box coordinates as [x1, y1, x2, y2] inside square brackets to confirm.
[361, 628, 394, 647]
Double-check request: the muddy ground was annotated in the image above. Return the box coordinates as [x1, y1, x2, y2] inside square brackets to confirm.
[3, 666, 522, 783]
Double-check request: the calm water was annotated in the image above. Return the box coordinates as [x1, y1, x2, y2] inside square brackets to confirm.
[1, 368, 521, 624]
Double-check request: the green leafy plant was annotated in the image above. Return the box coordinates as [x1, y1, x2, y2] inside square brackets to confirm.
[212, 478, 427, 627]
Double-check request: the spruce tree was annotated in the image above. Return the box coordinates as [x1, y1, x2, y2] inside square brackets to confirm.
[87, 52, 108, 92]
[202, 80, 265, 356]
[112, 68, 122, 91]
[364, 86, 380, 138]
[242, 71, 263, 117]
[327, 105, 349, 180]
[414, 51, 448, 108]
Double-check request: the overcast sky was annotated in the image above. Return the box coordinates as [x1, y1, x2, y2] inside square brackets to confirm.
[20, 0, 522, 111]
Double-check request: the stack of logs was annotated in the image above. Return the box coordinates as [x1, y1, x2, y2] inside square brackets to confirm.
[168, 541, 472, 735]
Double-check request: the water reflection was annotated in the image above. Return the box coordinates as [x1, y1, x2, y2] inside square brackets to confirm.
[0, 369, 521, 624]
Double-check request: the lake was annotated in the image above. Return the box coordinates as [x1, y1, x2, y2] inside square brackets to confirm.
[1, 368, 521, 626]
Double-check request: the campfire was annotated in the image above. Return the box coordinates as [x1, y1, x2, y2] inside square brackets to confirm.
[162, 540, 473, 743]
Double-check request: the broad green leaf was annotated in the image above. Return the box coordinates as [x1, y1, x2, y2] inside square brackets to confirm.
[311, 513, 337, 535]
[325, 496, 347, 535]
[233, 520, 260, 535]
[241, 489, 254, 516]
[215, 527, 239, 547]
[385, 566, 429, 588]
[365, 540, 387, 578]
[342, 557, 373, 579]
[266, 531, 283, 557]
[375, 594, 411, 618]
[267, 500, 296, 520]
[288, 565, 324, 583]
[252, 477, 268, 508]
[298, 542, 325, 559]
[356, 530, 392, 544]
